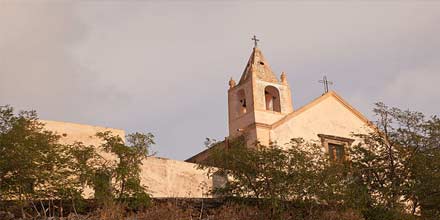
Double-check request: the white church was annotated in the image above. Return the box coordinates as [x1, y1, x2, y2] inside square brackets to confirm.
[43, 43, 373, 198]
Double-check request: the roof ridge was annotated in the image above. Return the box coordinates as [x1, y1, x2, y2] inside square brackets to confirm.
[270, 91, 374, 129]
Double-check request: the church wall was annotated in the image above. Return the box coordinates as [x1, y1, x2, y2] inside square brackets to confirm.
[254, 126, 271, 146]
[42, 119, 124, 166]
[42, 120, 126, 198]
[228, 80, 256, 137]
[41, 120, 126, 147]
[243, 126, 258, 146]
[254, 80, 279, 112]
[140, 157, 214, 198]
[253, 79, 293, 114]
[278, 84, 294, 113]
[228, 111, 255, 137]
[42, 120, 214, 199]
[270, 96, 373, 149]
[254, 110, 285, 126]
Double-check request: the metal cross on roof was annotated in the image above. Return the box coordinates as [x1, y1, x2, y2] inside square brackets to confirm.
[318, 75, 333, 94]
[251, 35, 260, 48]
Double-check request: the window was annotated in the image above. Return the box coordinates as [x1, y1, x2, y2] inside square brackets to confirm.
[328, 143, 345, 161]
[318, 134, 354, 162]
[264, 86, 281, 112]
[237, 89, 247, 114]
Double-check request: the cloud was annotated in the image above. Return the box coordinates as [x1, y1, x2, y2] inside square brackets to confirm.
[383, 62, 440, 116]
[0, 2, 129, 125]
[1, 2, 439, 160]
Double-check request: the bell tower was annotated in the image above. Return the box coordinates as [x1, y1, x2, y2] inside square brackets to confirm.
[228, 41, 293, 146]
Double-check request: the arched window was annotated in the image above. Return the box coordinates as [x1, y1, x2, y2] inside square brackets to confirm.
[237, 89, 247, 114]
[264, 86, 281, 112]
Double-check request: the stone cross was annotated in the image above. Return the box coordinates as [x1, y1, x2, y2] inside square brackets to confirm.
[251, 35, 260, 48]
[318, 75, 333, 94]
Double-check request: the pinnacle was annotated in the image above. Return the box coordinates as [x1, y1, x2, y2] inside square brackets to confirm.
[238, 47, 279, 85]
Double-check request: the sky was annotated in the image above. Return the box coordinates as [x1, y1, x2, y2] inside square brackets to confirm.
[1, 1, 439, 160]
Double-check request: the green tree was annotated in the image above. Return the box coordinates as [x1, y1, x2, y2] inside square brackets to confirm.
[405, 116, 440, 218]
[0, 105, 82, 217]
[0, 105, 156, 216]
[95, 131, 155, 208]
[200, 103, 440, 219]
[350, 103, 440, 219]
[199, 138, 348, 219]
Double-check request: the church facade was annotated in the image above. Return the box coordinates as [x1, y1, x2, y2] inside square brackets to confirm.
[43, 45, 373, 198]
[187, 46, 373, 163]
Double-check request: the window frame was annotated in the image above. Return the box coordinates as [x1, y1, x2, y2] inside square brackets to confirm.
[317, 134, 354, 162]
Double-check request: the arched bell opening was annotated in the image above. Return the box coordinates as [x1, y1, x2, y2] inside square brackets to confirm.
[237, 89, 247, 115]
[264, 86, 281, 112]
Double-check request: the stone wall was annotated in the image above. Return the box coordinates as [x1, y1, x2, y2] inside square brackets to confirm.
[41, 120, 126, 146]
[141, 157, 214, 198]
[41, 120, 214, 198]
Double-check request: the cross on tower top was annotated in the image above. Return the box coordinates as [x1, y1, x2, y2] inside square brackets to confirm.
[251, 35, 260, 48]
[318, 75, 333, 94]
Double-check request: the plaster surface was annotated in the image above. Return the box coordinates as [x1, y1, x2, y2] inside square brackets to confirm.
[270, 93, 372, 147]
[42, 120, 214, 198]
[140, 157, 213, 198]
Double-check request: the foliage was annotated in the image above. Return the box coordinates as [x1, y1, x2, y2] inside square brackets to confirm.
[1, 101, 439, 219]
[0, 105, 155, 217]
[349, 103, 440, 219]
[95, 131, 154, 208]
[0, 105, 83, 217]
[199, 102, 440, 220]
[199, 137, 353, 219]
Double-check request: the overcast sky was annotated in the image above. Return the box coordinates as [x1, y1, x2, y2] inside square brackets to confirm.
[1, 1, 439, 160]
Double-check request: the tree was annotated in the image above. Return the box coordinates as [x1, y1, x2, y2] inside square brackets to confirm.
[405, 116, 440, 218]
[0, 105, 80, 217]
[199, 137, 349, 219]
[0, 105, 156, 216]
[200, 103, 440, 220]
[350, 103, 440, 219]
[95, 131, 155, 208]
